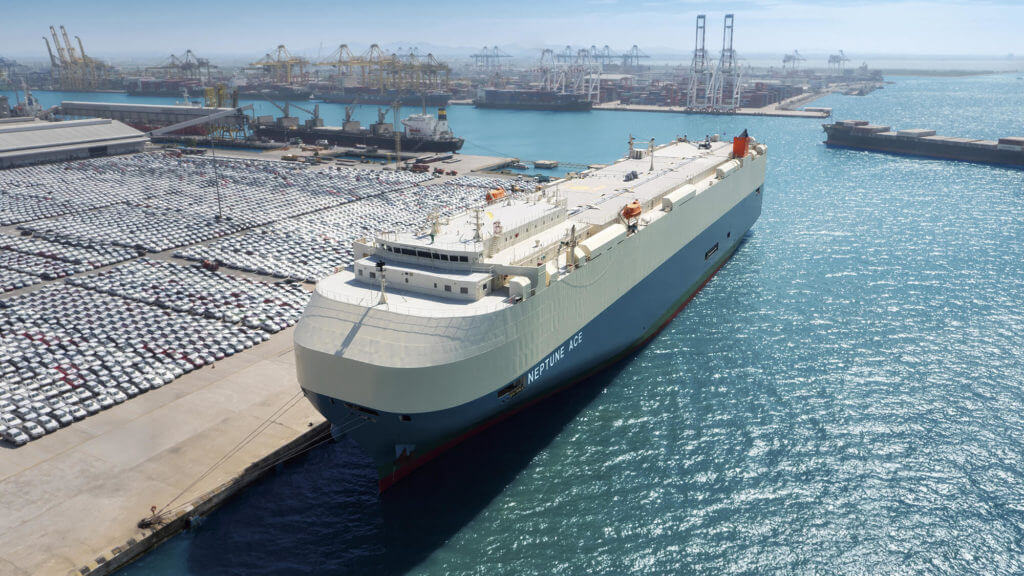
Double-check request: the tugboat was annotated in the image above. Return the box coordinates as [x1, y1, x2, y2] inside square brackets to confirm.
[11, 81, 44, 118]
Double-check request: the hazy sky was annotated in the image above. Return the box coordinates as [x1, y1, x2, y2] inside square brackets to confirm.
[3, 0, 1022, 61]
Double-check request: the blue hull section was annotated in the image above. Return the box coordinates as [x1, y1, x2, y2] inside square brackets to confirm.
[304, 185, 763, 488]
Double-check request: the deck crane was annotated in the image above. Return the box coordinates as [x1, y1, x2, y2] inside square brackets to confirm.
[259, 95, 323, 129]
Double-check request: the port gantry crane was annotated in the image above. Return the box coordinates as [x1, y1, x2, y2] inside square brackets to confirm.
[43, 25, 112, 91]
[589, 45, 615, 67]
[685, 14, 742, 111]
[619, 45, 649, 69]
[708, 14, 742, 111]
[249, 45, 309, 84]
[828, 50, 850, 74]
[147, 50, 215, 82]
[470, 46, 512, 71]
[315, 44, 450, 94]
[686, 14, 712, 109]
[314, 44, 390, 91]
[537, 48, 600, 102]
[782, 50, 806, 72]
[318, 44, 356, 83]
[388, 48, 450, 92]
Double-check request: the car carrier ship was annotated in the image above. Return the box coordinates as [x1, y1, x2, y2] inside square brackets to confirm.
[294, 132, 767, 490]
[823, 120, 1024, 167]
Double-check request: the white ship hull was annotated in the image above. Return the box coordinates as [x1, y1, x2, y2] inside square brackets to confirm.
[294, 146, 766, 489]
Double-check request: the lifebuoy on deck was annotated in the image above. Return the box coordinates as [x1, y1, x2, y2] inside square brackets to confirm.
[622, 200, 642, 220]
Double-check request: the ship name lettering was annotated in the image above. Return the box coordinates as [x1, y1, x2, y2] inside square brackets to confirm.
[527, 331, 583, 385]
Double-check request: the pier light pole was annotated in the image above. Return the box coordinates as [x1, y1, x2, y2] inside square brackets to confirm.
[210, 131, 223, 221]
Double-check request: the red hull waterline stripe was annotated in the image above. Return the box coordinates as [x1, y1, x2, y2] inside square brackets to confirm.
[377, 240, 743, 493]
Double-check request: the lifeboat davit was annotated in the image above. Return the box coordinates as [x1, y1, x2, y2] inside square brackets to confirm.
[622, 200, 642, 220]
[485, 188, 507, 203]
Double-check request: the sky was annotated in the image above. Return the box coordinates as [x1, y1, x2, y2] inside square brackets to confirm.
[2, 0, 1022, 63]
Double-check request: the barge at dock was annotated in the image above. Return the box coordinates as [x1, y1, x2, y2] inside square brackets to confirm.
[823, 120, 1024, 167]
[294, 133, 767, 490]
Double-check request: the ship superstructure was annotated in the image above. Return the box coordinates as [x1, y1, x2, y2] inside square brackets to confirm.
[294, 134, 767, 490]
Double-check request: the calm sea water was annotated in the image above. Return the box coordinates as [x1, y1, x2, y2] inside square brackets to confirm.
[23, 74, 1024, 575]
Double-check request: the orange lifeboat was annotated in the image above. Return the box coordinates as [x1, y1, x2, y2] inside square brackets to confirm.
[485, 187, 507, 203]
[622, 200, 642, 220]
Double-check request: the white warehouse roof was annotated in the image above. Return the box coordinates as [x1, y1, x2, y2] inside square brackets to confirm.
[0, 118, 148, 169]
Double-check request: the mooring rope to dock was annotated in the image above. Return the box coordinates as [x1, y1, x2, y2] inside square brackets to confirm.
[144, 390, 307, 523]
[140, 397, 372, 529]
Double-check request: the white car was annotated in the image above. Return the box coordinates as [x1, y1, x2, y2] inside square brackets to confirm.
[0, 413, 22, 428]
[3, 428, 29, 446]
[36, 416, 59, 433]
[51, 410, 74, 427]
[68, 405, 88, 421]
[22, 421, 45, 439]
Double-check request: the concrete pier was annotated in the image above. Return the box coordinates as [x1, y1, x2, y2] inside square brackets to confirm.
[592, 101, 830, 118]
[0, 327, 325, 576]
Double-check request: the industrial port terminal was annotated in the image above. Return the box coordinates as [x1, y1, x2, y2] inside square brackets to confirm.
[1, 15, 888, 124]
[3, 8, 1018, 576]
[0, 110, 526, 573]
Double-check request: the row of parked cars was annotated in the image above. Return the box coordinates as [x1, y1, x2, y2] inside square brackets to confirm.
[0, 269, 38, 294]
[3, 154, 435, 255]
[0, 153, 523, 447]
[0, 233, 139, 269]
[67, 258, 309, 334]
[176, 175, 523, 283]
[0, 156, 158, 226]
[0, 265, 298, 446]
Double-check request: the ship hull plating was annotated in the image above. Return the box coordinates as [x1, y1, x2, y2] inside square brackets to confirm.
[824, 126, 1024, 167]
[253, 126, 464, 153]
[298, 184, 762, 490]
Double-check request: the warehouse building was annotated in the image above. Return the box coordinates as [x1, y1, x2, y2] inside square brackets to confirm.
[0, 117, 148, 169]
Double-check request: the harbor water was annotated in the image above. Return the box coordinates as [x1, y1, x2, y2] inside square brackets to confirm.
[23, 74, 1022, 575]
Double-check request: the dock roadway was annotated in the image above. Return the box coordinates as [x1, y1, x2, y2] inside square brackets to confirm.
[592, 101, 830, 118]
[0, 326, 324, 576]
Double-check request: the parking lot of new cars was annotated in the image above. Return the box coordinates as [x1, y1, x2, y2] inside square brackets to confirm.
[0, 152, 525, 447]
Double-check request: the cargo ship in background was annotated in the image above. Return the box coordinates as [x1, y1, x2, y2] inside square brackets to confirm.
[473, 88, 593, 111]
[294, 132, 766, 490]
[126, 78, 206, 97]
[314, 86, 452, 107]
[255, 106, 463, 153]
[823, 120, 1024, 167]
[127, 78, 313, 101]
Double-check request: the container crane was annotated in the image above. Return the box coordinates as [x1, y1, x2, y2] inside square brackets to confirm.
[250, 45, 309, 84]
